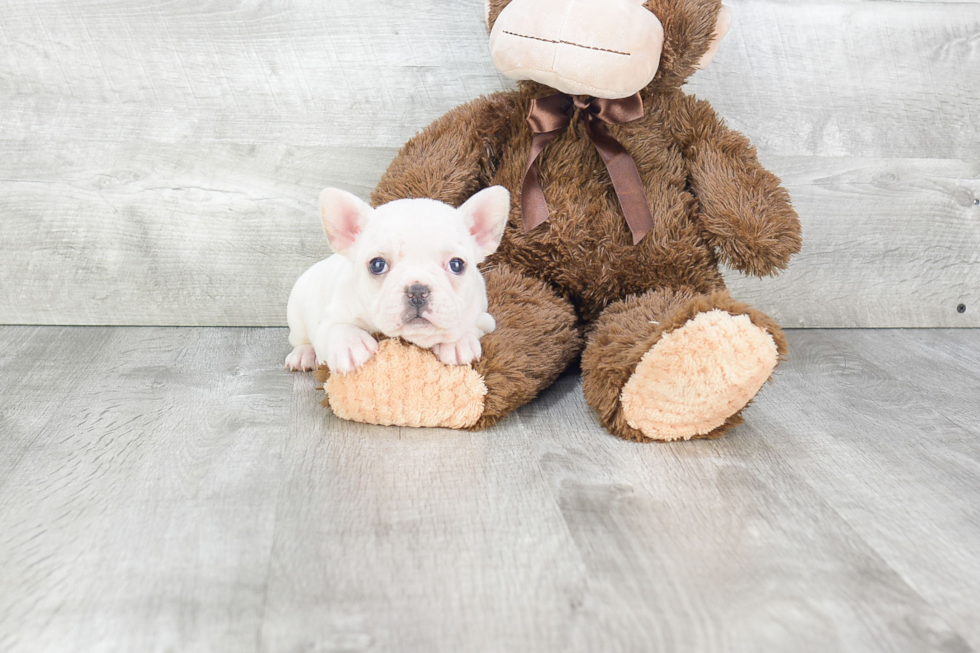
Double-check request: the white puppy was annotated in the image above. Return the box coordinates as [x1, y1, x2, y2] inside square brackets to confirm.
[285, 186, 511, 374]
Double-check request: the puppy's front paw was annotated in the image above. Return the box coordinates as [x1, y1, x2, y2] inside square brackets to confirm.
[325, 330, 379, 375]
[285, 344, 318, 372]
[476, 312, 496, 336]
[433, 333, 482, 366]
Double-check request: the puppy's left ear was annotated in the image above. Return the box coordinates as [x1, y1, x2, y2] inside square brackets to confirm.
[319, 188, 373, 256]
[459, 186, 511, 260]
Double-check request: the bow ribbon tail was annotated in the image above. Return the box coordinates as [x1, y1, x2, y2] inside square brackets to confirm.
[521, 129, 562, 234]
[521, 94, 572, 234]
[585, 120, 655, 245]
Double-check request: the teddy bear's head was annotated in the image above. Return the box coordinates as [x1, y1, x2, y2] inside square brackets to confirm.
[485, 0, 731, 98]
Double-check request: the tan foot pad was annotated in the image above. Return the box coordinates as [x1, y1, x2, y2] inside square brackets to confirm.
[323, 339, 487, 429]
[620, 310, 779, 441]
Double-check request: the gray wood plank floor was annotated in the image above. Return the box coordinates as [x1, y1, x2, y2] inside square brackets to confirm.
[0, 327, 978, 653]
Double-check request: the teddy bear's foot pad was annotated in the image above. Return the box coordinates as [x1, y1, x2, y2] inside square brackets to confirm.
[321, 339, 487, 429]
[620, 310, 778, 441]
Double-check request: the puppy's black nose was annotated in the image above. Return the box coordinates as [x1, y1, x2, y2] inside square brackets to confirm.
[406, 284, 430, 308]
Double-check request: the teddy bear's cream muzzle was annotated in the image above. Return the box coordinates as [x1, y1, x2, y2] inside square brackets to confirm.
[489, 0, 664, 99]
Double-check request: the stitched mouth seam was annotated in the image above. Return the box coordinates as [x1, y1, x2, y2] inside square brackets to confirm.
[502, 31, 630, 57]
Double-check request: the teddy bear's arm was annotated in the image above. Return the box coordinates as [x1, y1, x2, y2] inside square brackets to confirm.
[669, 96, 802, 277]
[371, 93, 516, 208]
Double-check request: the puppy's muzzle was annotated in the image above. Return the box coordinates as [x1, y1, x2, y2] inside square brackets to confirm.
[406, 284, 430, 312]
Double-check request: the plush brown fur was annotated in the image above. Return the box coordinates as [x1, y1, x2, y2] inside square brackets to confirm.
[470, 265, 583, 429]
[340, 0, 802, 441]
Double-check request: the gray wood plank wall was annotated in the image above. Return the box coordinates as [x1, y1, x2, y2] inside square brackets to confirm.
[1, 0, 978, 327]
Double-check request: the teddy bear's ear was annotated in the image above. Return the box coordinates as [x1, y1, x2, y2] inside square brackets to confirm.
[459, 186, 511, 260]
[485, 0, 512, 32]
[319, 188, 373, 256]
[696, 4, 732, 69]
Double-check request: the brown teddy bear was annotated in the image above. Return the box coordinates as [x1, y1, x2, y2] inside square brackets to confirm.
[315, 0, 801, 442]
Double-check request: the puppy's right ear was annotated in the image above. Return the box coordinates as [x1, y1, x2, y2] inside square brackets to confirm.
[319, 188, 373, 256]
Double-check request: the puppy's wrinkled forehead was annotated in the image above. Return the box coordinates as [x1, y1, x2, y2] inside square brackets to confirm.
[360, 198, 473, 256]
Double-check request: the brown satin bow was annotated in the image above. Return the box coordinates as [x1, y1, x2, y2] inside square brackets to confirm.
[521, 92, 655, 244]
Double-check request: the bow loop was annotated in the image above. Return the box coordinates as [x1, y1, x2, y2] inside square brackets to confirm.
[527, 94, 573, 134]
[587, 94, 645, 126]
[521, 92, 654, 245]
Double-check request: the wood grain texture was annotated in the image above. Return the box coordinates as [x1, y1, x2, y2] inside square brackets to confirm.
[740, 329, 980, 650]
[2, 326, 980, 651]
[0, 140, 390, 326]
[0, 327, 292, 652]
[687, 1, 980, 159]
[1, 0, 979, 326]
[2, 0, 974, 155]
[727, 157, 980, 327]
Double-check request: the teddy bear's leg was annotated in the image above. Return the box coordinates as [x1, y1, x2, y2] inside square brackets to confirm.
[316, 265, 583, 430]
[581, 288, 788, 442]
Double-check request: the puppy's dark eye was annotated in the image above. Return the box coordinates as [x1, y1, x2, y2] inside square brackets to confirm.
[448, 258, 466, 275]
[369, 258, 389, 275]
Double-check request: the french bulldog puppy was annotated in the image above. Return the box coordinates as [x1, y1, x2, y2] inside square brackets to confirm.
[285, 186, 510, 374]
